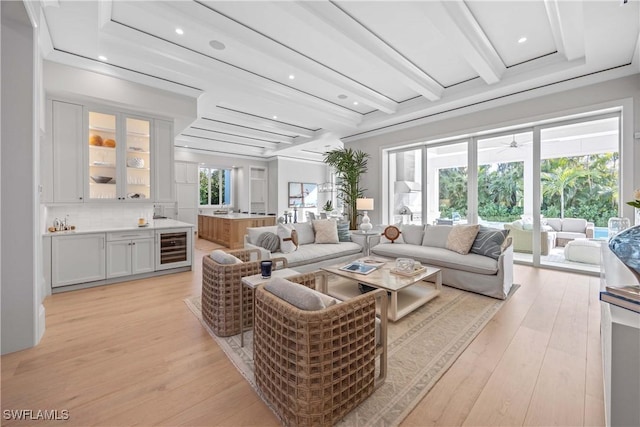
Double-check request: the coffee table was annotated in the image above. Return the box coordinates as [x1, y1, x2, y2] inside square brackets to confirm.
[239, 268, 299, 347]
[321, 260, 442, 321]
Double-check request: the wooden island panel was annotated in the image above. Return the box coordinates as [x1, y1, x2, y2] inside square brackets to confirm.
[198, 215, 275, 249]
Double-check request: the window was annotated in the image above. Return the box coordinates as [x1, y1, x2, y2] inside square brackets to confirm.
[199, 167, 232, 206]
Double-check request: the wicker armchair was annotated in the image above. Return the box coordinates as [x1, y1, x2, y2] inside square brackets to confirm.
[201, 248, 287, 337]
[253, 271, 388, 427]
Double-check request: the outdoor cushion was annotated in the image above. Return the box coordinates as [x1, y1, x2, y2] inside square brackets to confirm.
[446, 224, 480, 254]
[562, 218, 588, 232]
[546, 218, 562, 231]
[256, 232, 280, 252]
[313, 219, 339, 244]
[401, 224, 425, 246]
[293, 222, 315, 245]
[470, 226, 509, 260]
[209, 250, 242, 264]
[422, 225, 452, 248]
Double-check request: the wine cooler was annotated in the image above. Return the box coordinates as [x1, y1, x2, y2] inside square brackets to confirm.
[155, 228, 192, 270]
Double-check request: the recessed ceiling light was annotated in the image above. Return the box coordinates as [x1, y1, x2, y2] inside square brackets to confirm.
[338, 94, 348, 100]
[209, 40, 226, 50]
[175, 28, 184, 35]
[288, 74, 295, 80]
[98, 55, 108, 61]
[273, 115, 278, 120]
[353, 101, 359, 106]
[518, 37, 527, 44]
[184, 145, 189, 148]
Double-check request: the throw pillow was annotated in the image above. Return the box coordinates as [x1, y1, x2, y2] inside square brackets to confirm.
[256, 232, 280, 252]
[313, 219, 339, 244]
[401, 224, 425, 246]
[337, 221, 351, 242]
[422, 225, 452, 248]
[446, 224, 480, 254]
[470, 226, 509, 260]
[293, 222, 315, 245]
[209, 249, 242, 264]
[265, 277, 337, 311]
[277, 224, 298, 254]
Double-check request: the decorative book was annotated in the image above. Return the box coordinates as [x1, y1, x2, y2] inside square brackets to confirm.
[605, 285, 640, 302]
[339, 262, 378, 275]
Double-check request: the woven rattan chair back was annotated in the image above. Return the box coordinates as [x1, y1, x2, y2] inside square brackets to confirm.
[254, 271, 387, 426]
[201, 249, 263, 337]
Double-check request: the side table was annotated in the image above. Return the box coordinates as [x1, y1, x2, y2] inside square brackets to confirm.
[239, 268, 299, 347]
[351, 230, 381, 256]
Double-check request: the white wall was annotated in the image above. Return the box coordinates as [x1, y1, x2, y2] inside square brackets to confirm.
[44, 61, 197, 134]
[1, 0, 43, 354]
[347, 74, 640, 225]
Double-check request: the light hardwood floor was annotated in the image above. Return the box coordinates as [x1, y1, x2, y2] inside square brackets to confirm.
[2, 238, 605, 426]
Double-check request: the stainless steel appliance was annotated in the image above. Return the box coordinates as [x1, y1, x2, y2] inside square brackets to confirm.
[155, 228, 192, 270]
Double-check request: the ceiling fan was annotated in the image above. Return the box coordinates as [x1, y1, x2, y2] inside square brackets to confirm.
[498, 135, 531, 154]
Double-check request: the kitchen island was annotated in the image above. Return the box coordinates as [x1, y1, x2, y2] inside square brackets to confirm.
[198, 213, 276, 249]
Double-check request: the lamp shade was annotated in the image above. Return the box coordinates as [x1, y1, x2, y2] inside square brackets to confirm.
[356, 198, 374, 211]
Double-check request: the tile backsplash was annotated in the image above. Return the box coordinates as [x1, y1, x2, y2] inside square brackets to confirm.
[45, 204, 155, 231]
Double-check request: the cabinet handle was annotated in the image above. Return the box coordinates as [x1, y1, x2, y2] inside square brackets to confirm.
[79, 197, 83, 200]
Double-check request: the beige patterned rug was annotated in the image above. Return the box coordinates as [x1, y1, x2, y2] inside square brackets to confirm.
[185, 283, 518, 427]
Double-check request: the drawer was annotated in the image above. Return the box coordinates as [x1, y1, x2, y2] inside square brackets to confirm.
[107, 230, 154, 241]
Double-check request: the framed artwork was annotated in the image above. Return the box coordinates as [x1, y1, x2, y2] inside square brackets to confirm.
[288, 182, 317, 208]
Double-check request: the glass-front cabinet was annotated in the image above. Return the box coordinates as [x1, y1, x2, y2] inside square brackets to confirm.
[87, 111, 152, 201]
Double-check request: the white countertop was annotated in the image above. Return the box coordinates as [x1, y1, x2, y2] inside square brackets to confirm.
[199, 213, 272, 220]
[45, 219, 194, 236]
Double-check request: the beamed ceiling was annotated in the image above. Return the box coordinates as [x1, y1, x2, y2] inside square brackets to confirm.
[40, 0, 640, 161]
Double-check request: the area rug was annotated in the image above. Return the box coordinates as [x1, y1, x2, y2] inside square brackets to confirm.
[184, 283, 518, 426]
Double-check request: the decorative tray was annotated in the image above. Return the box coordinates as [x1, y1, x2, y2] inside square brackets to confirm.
[390, 266, 427, 277]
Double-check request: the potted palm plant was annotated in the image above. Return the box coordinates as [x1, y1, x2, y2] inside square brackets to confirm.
[324, 148, 370, 230]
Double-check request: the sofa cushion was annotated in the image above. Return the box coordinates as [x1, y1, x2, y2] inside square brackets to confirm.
[401, 224, 425, 246]
[470, 226, 509, 260]
[278, 242, 363, 268]
[422, 225, 451, 248]
[337, 221, 351, 242]
[209, 249, 242, 264]
[278, 224, 299, 254]
[265, 277, 338, 311]
[313, 219, 339, 244]
[256, 232, 280, 252]
[247, 225, 279, 245]
[293, 222, 315, 245]
[446, 224, 480, 254]
[562, 218, 587, 232]
[371, 243, 498, 275]
[556, 231, 587, 240]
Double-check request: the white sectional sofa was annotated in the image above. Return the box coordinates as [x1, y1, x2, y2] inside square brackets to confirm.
[370, 224, 514, 300]
[244, 222, 363, 272]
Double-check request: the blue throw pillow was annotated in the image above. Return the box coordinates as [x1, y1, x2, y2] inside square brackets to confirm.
[470, 226, 509, 260]
[337, 221, 351, 242]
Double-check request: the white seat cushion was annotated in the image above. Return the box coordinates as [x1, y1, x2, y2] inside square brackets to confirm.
[564, 239, 602, 264]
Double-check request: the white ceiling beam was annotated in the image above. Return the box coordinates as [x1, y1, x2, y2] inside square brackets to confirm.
[97, 0, 112, 29]
[193, 118, 295, 145]
[285, 1, 444, 102]
[175, 135, 267, 157]
[544, 0, 586, 62]
[210, 104, 316, 139]
[187, 2, 398, 114]
[420, 0, 506, 85]
[182, 126, 281, 150]
[97, 19, 363, 128]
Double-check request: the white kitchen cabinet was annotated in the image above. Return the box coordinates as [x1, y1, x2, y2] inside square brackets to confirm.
[52, 100, 84, 203]
[106, 230, 154, 278]
[52, 233, 105, 287]
[154, 119, 175, 202]
[175, 161, 198, 184]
